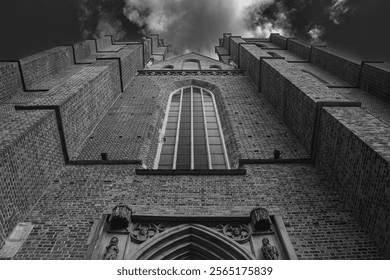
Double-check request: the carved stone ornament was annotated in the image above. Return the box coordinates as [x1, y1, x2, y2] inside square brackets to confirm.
[130, 223, 165, 243]
[250, 207, 271, 231]
[109, 204, 132, 230]
[261, 237, 279, 260]
[103, 236, 120, 260]
[217, 224, 251, 244]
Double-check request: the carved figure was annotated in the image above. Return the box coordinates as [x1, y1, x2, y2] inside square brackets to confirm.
[109, 204, 132, 230]
[250, 207, 271, 231]
[261, 238, 279, 260]
[217, 224, 250, 243]
[104, 237, 119, 260]
[130, 223, 161, 243]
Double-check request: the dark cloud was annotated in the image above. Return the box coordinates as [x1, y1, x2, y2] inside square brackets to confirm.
[0, 0, 389, 62]
[243, 0, 390, 61]
[122, 0, 245, 57]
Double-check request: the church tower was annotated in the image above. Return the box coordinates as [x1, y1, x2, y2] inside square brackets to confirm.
[0, 33, 389, 259]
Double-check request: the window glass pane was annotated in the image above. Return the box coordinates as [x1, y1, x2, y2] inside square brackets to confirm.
[207, 130, 220, 137]
[164, 130, 176, 137]
[194, 154, 208, 165]
[177, 145, 190, 155]
[212, 164, 226, 170]
[166, 123, 177, 130]
[208, 136, 221, 145]
[161, 145, 175, 154]
[169, 111, 179, 117]
[172, 95, 181, 101]
[171, 107, 179, 112]
[211, 154, 225, 164]
[193, 111, 204, 117]
[176, 164, 191, 169]
[168, 116, 178, 123]
[193, 129, 205, 137]
[193, 116, 203, 123]
[181, 116, 191, 123]
[194, 123, 204, 130]
[177, 154, 190, 165]
[194, 145, 207, 154]
[194, 164, 208, 170]
[194, 136, 206, 145]
[159, 86, 228, 170]
[164, 136, 176, 145]
[209, 145, 223, 154]
[179, 129, 190, 137]
[206, 117, 217, 122]
[207, 123, 218, 129]
[159, 154, 174, 165]
[178, 136, 190, 145]
[180, 122, 191, 130]
[159, 164, 173, 170]
[205, 111, 216, 116]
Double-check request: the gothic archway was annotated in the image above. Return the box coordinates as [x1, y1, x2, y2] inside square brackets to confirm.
[129, 223, 255, 260]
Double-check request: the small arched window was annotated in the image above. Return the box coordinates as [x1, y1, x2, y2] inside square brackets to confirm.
[183, 59, 201, 70]
[146, 58, 154, 67]
[209, 65, 222, 70]
[163, 65, 174, 70]
[157, 86, 230, 170]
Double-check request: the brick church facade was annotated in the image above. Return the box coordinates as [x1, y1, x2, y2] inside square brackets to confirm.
[0, 33, 389, 259]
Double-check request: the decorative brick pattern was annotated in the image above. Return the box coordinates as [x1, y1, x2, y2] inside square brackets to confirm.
[359, 63, 390, 103]
[316, 107, 390, 258]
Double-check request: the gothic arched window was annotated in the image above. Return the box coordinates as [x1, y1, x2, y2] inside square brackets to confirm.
[157, 86, 230, 170]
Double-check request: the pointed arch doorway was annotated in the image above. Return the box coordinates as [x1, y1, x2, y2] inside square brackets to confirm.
[128, 223, 255, 260]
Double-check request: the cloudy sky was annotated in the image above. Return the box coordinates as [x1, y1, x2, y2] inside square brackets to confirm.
[1, 0, 389, 61]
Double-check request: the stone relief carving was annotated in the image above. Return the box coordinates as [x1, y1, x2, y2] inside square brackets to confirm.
[104, 237, 120, 260]
[130, 223, 166, 243]
[217, 224, 250, 243]
[251, 207, 271, 231]
[109, 204, 132, 230]
[261, 237, 279, 260]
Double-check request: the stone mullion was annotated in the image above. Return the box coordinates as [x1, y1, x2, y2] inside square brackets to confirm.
[173, 89, 183, 169]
